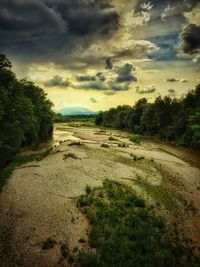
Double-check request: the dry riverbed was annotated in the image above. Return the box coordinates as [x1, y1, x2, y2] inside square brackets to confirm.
[0, 124, 200, 266]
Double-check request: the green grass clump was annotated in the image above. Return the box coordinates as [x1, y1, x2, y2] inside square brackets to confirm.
[101, 143, 109, 148]
[41, 237, 56, 250]
[0, 149, 51, 191]
[86, 185, 92, 194]
[60, 244, 69, 258]
[129, 134, 142, 144]
[77, 180, 199, 267]
[79, 238, 86, 244]
[118, 143, 129, 148]
[130, 154, 144, 161]
[108, 136, 118, 141]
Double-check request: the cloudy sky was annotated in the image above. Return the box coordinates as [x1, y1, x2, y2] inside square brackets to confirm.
[1, 0, 200, 111]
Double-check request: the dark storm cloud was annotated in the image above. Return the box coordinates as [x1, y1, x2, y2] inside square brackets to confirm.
[166, 78, 180, 82]
[105, 58, 113, 69]
[148, 33, 179, 61]
[44, 75, 70, 87]
[74, 62, 135, 93]
[181, 24, 200, 55]
[110, 83, 130, 91]
[76, 72, 107, 82]
[115, 63, 137, 83]
[75, 81, 130, 92]
[75, 81, 107, 91]
[96, 72, 106, 81]
[76, 75, 96, 82]
[166, 78, 188, 82]
[0, 0, 119, 62]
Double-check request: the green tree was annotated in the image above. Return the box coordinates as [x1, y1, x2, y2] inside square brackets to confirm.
[0, 55, 53, 168]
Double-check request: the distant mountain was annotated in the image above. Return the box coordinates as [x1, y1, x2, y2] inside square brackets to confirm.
[55, 107, 98, 116]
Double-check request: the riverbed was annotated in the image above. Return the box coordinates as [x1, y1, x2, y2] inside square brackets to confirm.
[0, 123, 200, 266]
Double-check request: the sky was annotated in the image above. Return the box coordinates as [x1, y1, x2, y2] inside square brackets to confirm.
[0, 0, 200, 111]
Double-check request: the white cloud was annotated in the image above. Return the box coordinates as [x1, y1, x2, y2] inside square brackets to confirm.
[136, 85, 156, 94]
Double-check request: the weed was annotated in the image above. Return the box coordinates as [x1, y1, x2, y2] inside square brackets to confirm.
[130, 154, 144, 161]
[118, 143, 129, 148]
[129, 134, 142, 144]
[77, 180, 199, 267]
[86, 185, 92, 194]
[101, 144, 109, 148]
[79, 238, 86, 243]
[108, 136, 118, 141]
[41, 238, 56, 250]
[60, 244, 69, 258]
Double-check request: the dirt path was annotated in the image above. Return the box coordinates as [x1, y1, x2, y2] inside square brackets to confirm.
[0, 125, 200, 266]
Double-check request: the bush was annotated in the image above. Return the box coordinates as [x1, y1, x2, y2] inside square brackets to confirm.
[86, 185, 92, 194]
[118, 143, 128, 148]
[77, 180, 199, 267]
[0, 55, 53, 168]
[101, 143, 109, 148]
[129, 134, 142, 144]
[108, 136, 118, 141]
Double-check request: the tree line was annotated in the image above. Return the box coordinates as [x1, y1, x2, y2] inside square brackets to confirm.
[0, 55, 53, 168]
[95, 85, 200, 149]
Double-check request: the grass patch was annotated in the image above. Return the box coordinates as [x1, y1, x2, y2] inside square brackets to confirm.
[79, 238, 86, 244]
[108, 136, 118, 141]
[41, 237, 57, 250]
[77, 180, 199, 267]
[130, 154, 145, 161]
[86, 185, 92, 194]
[129, 134, 142, 144]
[60, 243, 69, 258]
[118, 143, 129, 148]
[0, 149, 51, 191]
[67, 118, 95, 128]
[100, 144, 109, 148]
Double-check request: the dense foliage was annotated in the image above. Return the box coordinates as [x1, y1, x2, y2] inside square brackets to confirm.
[53, 113, 96, 123]
[95, 85, 200, 149]
[78, 180, 199, 267]
[0, 55, 53, 168]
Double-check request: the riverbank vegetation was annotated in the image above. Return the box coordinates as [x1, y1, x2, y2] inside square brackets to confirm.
[77, 180, 199, 267]
[53, 113, 95, 127]
[95, 85, 200, 149]
[0, 55, 53, 168]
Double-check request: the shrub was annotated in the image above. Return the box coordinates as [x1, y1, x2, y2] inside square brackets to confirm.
[60, 244, 69, 258]
[101, 143, 109, 148]
[118, 143, 128, 148]
[86, 185, 92, 194]
[77, 180, 198, 267]
[41, 238, 56, 250]
[108, 136, 118, 141]
[129, 134, 142, 144]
